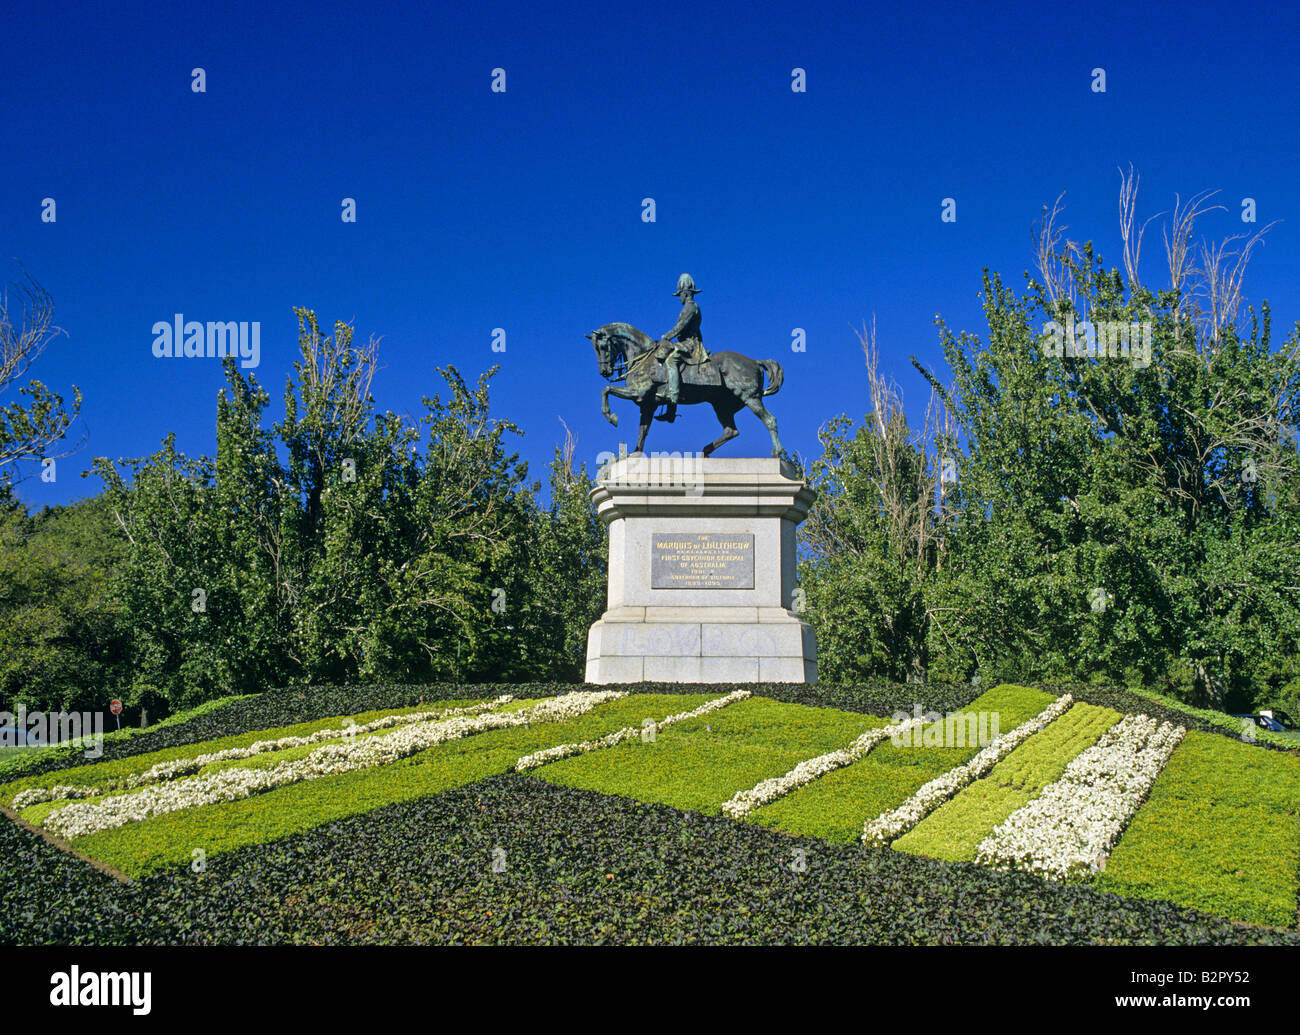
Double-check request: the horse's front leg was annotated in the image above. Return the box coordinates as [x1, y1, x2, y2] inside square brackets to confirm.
[601, 385, 618, 426]
[635, 401, 656, 454]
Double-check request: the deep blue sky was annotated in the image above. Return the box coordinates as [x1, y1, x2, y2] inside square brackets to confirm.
[5, 0, 1300, 508]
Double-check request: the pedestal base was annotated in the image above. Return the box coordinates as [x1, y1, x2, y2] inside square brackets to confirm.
[585, 607, 817, 683]
[583, 456, 818, 685]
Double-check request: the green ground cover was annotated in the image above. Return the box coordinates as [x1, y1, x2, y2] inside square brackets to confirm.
[531, 696, 887, 814]
[0, 679, 1296, 936]
[1096, 730, 1300, 927]
[15, 707, 541, 829]
[70, 693, 713, 877]
[893, 702, 1121, 861]
[7, 770, 1295, 946]
[746, 685, 1057, 842]
[1122, 688, 1297, 749]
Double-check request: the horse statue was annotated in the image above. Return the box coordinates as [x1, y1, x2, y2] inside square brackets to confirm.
[585, 322, 785, 457]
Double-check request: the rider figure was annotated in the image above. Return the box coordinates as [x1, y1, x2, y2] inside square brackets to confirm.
[655, 274, 708, 422]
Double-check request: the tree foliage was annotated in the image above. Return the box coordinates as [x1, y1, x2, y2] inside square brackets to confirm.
[75, 310, 605, 713]
[801, 175, 1300, 710]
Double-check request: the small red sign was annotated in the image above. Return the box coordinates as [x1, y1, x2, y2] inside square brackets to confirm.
[109, 699, 123, 715]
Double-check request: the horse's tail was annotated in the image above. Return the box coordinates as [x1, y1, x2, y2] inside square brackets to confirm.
[759, 360, 783, 396]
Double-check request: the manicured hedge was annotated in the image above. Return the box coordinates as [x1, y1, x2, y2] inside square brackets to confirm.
[10, 676, 1288, 789]
[1115, 687, 1297, 749]
[894, 703, 1121, 862]
[1, 684, 547, 783]
[0, 694, 255, 783]
[1097, 731, 1300, 927]
[0, 698, 492, 810]
[3, 772, 1296, 946]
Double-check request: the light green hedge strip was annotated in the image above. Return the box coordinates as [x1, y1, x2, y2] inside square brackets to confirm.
[74, 694, 711, 878]
[747, 684, 1057, 842]
[531, 696, 886, 816]
[894, 703, 1121, 862]
[1096, 731, 1300, 927]
[895, 784, 1037, 862]
[0, 698, 501, 808]
[986, 703, 1122, 791]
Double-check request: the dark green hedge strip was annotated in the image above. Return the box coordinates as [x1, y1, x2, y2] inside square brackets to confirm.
[3, 773, 1295, 946]
[8, 680, 986, 783]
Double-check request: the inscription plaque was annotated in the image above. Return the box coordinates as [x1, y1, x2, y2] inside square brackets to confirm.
[651, 532, 755, 589]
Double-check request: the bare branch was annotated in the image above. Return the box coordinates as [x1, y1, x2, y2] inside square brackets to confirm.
[1032, 191, 1074, 310]
[0, 269, 67, 390]
[1117, 164, 1164, 296]
[1194, 221, 1280, 347]
[1161, 189, 1223, 322]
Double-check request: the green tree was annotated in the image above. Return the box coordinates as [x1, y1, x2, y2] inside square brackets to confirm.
[920, 176, 1300, 705]
[94, 309, 542, 707]
[0, 496, 130, 712]
[798, 321, 953, 683]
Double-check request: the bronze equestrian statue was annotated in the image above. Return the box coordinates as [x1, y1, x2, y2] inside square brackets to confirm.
[655, 273, 709, 423]
[585, 274, 785, 457]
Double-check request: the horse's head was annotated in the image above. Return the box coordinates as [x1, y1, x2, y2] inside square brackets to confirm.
[587, 323, 650, 381]
[585, 327, 617, 380]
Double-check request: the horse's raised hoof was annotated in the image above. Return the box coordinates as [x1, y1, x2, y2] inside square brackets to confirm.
[606, 413, 618, 427]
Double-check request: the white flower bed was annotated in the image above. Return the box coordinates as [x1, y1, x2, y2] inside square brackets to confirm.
[862, 694, 1075, 846]
[13, 695, 515, 810]
[43, 691, 624, 841]
[973, 713, 1185, 879]
[720, 714, 931, 820]
[514, 690, 751, 772]
[10, 784, 105, 809]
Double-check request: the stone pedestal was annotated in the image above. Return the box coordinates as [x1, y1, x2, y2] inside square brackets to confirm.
[585, 455, 817, 684]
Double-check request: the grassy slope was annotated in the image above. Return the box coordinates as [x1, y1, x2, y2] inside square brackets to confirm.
[746, 684, 1056, 842]
[9, 771, 1296, 946]
[1097, 730, 1300, 927]
[530, 696, 886, 814]
[73, 693, 714, 877]
[4, 681, 1297, 931]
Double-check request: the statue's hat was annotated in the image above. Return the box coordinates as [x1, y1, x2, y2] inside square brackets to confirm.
[673, 273, 700, 297]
